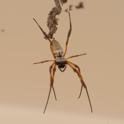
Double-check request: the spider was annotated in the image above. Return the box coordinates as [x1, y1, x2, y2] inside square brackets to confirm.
[33, 10, 93, 114]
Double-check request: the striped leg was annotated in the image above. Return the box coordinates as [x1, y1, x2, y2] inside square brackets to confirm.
[67, 61, 93, 112]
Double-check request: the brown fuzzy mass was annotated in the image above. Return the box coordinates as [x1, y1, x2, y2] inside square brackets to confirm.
[60, 0, 68, 5]
[75, 2, 84, 9]
[47, 0, 62, 39]
[46, 0, 84, 39]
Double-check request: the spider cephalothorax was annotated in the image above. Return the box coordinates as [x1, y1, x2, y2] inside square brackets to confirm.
[33, 10, 93, 114]
[55, 57, 67, 72]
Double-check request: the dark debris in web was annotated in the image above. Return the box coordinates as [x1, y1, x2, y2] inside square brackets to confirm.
[75, 2, 84, 9]
[46, 0, 84, 40]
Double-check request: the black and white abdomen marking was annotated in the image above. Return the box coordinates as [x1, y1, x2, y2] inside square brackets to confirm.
[55, 57, 67, 71]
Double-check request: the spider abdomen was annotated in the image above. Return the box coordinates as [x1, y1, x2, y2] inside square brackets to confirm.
[51, 39, 64, 57]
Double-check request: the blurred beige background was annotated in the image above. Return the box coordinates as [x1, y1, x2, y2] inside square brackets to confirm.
[0, 0, 124, 123]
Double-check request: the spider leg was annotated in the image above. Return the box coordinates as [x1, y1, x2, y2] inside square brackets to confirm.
[67, 61, 84, 98]
[43, 84, 52, 114]
[51, 64, 57, 100]
[33, 60, 54, 64]
[66, 53, 87, 59]
[64, 10, 72, 56]
[34, 60, 57, 99]
[33, 18, 52, 43]
[67, 61, 93, 112]
[67, 62, 83, 98]
[33, 18, 56, 58]
[43, 62, 57, 113]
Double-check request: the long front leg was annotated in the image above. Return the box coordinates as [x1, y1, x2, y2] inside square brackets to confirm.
[64, 10, 72, 56]
[43, 63, 57, 113]
[33, 18, 52, 43]
[67, 61, 93, 112]
[33, 18, 55, 59]
[33, 60, 54, 64]
[66, 53, 87, 59]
